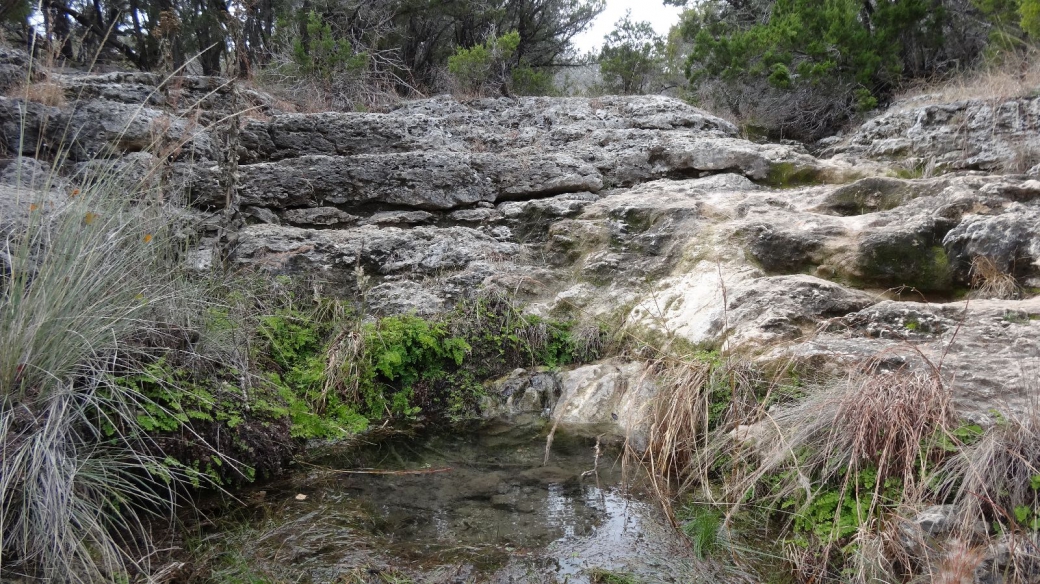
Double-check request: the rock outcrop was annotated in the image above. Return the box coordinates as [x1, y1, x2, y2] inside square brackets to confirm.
[829, 94, 1040, 174]
[1, 48, 1037, 436]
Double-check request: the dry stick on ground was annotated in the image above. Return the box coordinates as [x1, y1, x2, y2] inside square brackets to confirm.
[296, 462, 453, 476]
[581, 435, 605, 498]
[543, 390, 574, 466]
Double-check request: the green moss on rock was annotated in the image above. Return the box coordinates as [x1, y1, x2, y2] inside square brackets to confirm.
[857, 236, 953, 291]
[764, 162, 823, 189]
[818, 177, 944, 216]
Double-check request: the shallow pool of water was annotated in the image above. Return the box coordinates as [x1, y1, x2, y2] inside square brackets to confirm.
[203, 416, 705, 583]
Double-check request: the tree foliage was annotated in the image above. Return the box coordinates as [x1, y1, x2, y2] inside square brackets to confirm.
[289, 10, 368, 82]
[599, 11, 665, 94]
[671, 0, 994, 139]
[4, 0, 603, 93]
[685, 0, 949, 109]
[973, 0, 1040, 46]
[448, 29, 519, 93]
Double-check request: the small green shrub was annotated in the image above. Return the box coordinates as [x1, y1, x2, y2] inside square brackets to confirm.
[446, 30, 555, 96]
[588, 568, 638, 584]
[448, 31, 520, 93]
[678, 503, 724, 558]
[510, 64, 556, 95]
[290, 10, 368, 82]
[782, 466, 903, 544]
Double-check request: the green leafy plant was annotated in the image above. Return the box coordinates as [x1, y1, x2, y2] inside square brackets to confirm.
[784, 466, 904, 543]
[599, 11, 666, 94]
[678, 503, 724, 558]
[448, 30, 522, 94]
[358, 314, 470, 418]
[291, 10, 369, 82]
[257, 309, 367, 439]
[588, 568, 638, 584]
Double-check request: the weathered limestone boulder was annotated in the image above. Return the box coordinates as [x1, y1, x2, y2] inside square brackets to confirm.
[497, 192, 600, 242]
[855, 218, 956, 291]
[552, 360, 659, 450]
[206, 94, 869, 219]
[943, 204, 1040, 287]
[0, 157, 75, 244]
[237, 112, 457, 163]
[509, 169, 1038, 422]
[811, 176, 946, 216]
[53, 72, 277, 118]
[830, 95, 1040, 172]
[232, 223, 522, 306]
[483, 368, 562, 417]
[975, 534, 1040, 584]
[789, 296, 1040, 420]
[0, 47, 32, 94]
[0, 96, 216, 162]
[52, 71, 167, 106]
[282, 206, 358, 227]
[897, 505, 961, 561]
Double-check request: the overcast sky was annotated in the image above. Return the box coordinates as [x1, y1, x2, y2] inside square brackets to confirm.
[571, 1, 686, 54]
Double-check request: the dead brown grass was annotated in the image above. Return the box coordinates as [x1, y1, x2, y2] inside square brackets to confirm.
[970, 255, 1022, 300]
[642, 356, 712, 495]
[720, 359, 956, 583]
[746, 362, 954, 507]
[933, 539, 985, 584]
[926, 403, 1040, 583]
[1005, 142, 1040, 174]
[8, 81, 67, 107]
[640, 352, 768, 501]
[896, 48, 1040, 106]
[630, 313, 1040, 582]
[937, 406, 1040, 533]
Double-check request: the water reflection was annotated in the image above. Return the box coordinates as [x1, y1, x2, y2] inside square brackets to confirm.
[209, 420, 699, 583]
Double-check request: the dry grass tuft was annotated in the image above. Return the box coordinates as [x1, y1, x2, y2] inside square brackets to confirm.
[0, 159, 192, 580]
[970, 255, 1022, 300]
[0, 66, 252, 579]
[937, 406, 1040, 534]
[9, 81, 67, 107]
[1004, 142, 1040, 174]
[639, 350, 769, 505]
[896, 48, 1040, 106]
[643, 356, 713, 492]
[933, 538, 985, 584]
[750, 363, 954, 500]
[845, 525, 897, 584]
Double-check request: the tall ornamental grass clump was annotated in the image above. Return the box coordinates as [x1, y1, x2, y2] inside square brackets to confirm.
[0, 153, 204, 581]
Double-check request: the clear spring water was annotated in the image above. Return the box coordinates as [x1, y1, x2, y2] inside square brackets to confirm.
[202, 416, 706, 583]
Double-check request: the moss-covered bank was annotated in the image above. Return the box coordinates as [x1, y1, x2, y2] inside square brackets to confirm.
[120, 282, 608, 489]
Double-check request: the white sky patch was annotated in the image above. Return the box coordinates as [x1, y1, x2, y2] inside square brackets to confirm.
[572, 0, 686, 55]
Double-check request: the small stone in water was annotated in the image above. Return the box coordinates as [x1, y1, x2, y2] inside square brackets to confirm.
[294, 493, 308, 501]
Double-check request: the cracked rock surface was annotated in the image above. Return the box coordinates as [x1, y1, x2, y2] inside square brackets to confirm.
[1, 58, 1037, 429]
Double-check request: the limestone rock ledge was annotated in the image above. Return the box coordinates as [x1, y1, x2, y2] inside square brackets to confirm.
[1, 48, 1038, 431]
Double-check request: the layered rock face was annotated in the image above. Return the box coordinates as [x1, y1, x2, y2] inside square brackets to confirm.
[213, 93, 1036, 425]
[829, 93, 1040, 174]
[1, 60, 1037, 430]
